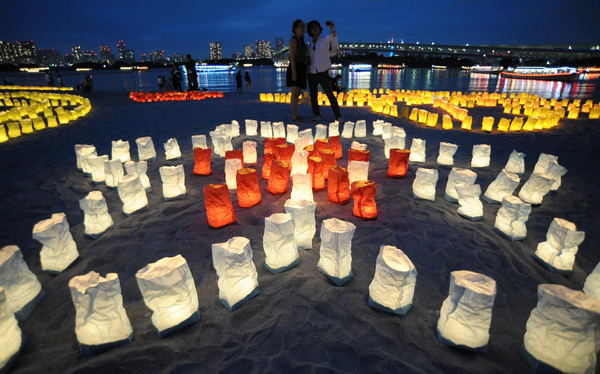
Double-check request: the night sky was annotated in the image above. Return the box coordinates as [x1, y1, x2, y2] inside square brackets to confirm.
[1, 0, 599, 59]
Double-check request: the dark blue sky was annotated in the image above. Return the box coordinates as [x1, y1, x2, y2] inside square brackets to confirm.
[1, 0, 598, 59]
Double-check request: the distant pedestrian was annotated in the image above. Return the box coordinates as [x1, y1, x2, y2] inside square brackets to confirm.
[82, 75, 93, 94]
[236, 71, 243, 93]
[58, 75, 64, 88]
[45, 72, 54, 87]
[185, 54, 199, 91]
[170, 64, 183, 92]
[158, 75, 165, 91]
[245, 71, 252, 93]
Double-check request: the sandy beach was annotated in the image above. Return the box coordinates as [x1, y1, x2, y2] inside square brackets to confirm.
[1, 90, 599, 373]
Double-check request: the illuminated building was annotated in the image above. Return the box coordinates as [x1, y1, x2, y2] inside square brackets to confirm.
[244, 44, 254, 58]
[275, 37, 286, 52]
[232, 52, 242, 59]
[99, 46, 116, 64]
[17, 41, 37, 64]
[71, 46, 82, 62]
[151, 50, 164, 63]
[37, 49, 63, 66]
[210, 42, 223, 60]
[117, 40, 135, 62]
[255, 40, 272, 58]
[0, 41, 18, 63]
[140, 53, 147, 62]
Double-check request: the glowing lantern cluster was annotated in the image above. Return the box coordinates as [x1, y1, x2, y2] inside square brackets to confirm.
[236, 168, 261, 208]
[79, 191, 114, 238]
[32, 213, 79, 274]
[494, 196, 531, 241]
[204, 184, 236, 228]
[534, 218, 585, 274]
[263, 213, 299, 274]
[129, 91, 222, 102]
[317, 218, 356, 286]
[118, 173, 149, 215]
[351, 180, 377, 219]
[160, 165, 186, 200]
[413, 168, 439, 202]
[0, 246, 44, 320]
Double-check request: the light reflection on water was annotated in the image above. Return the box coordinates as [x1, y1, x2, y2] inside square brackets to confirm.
[1, 67, 598, 100]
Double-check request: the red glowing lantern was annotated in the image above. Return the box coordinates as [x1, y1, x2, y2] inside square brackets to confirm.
[351, 180, 377, 219]
[315, 138, 330, 151]
[328, 166, 350, 204]
[193, 148, 212, 175]
[329, 135, 343, 159]
[348, 149, 370, 162]
[308, 157, 326, 191]
[262, 153, 275, 180]
[204, 184, 237, 228]
[388, 149, 411, 179]
[275, 144, 295, 164]
[318, 149, 336, 180]
[225, 149, 244, 168]
[236, 168, 261, 208]
[304, 144, 318, 159]
[267, 160, 291, 195]
[264, 137, 286, 154]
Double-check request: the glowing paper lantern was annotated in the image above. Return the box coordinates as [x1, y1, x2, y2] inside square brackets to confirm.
[583, 263, 600, 301]
[264, 137, 286, 154]
[317, 218, 356, 286]
[348, 161, 369, 185]
[382, 122, 392, 139]
[426, 112, 438, 127]
[79, 191, 114, 238]
[6, 122, 21, 138]
[242, 141, 257, 165]
[315, 138, 329, 151]
[124, 161, 150, 192]
[286, 124, 299, 144]
[481, 116, 494, 132]
[291, 149, 309, 175]
[445, 167, 477, 203]
[509, 117, 524, 131]
[354, 120, 367, 137]
[483, 169, 520, 204]
[413, 168, 438, 202]
[118, 173, 149, 215]
[0, 287, 22, 373]
[111, 140, 131, 163]
[291, 172, 314, 202]
[533, 153, 558, 175]
[437, 271, 496, 352]
[191, 135, 208, 149]
[521, 285, 600, 373]
[275, 144, 295, 163]
[104, 159, 124, 189]
[373, 120, 384, 135]
[284, 199, 317, 249]
[262, 152, 275, 180]
[236, 168, 261, 208]
[0, 246, 44, 320]
[307, 157, 326, 191]
[260, 121, 273, 138]
[518, 172, 554, 205]
[328, 166, 350, 204]
[163, 138, 182, 160]
[75, 144, 94, 171]
[505, 150, 526, 176]
[409, 138, 426, 163]
[79, 146, 98, 175]
[87, 155, 109, 184]
[136, 136, 156, 162]
[342, 122, 354, 138]
[204, 184, 236, 228]
[437, 142, 458, 166]
[245, 119, 258, 136]
[409, 109, 419, 122]
[384, 135, 404, 159]
[351, 180, 377, 219]
[298, 128, 313, 145]
[494, 196, 531, 241]
[315, 124, 327, 139]
[271, 122, 284, 138]
[534, 218, 585, 274]
[328, 121, 340, 138]
[388, 149, 410, 178]
[417, 109, 428, 124]
[223, 159, 242, 191]
[193, 147, 212, 175]
[442, 115, 453, 130]
[461, 116, 472, 130]
[471, 144, 491, 169]
[32, 213, 79, 274]
[216, 135, 233, 158]
[456, 184, 483, 221]
[231, 120, 240, 137]
[348, 149, 370, 162]
[318, 149, 336, 180]
[350, 141, 367, 151]
[545, 161, 567, 191]
[267, 160, 291, 194]
[368, 245, 417, 315]
[160, 164, 186, 200]
[329, 135, 343, 159]
[263, 213, 299, 274]
[136, 255, 199, 338]
[294, 136, 310, 151]
[69, 272, 133, 355]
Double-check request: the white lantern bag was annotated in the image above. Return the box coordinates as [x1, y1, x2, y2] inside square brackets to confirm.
[164, 138, 182, 160]
[263, 213, 299, 274]
[136, 136, 156, 162]
[272, 122, 286, 138]
[372, 120, 384, 136]
[75, 144, 95, 171]
[191, 135, 208, 149]
[111, 140, 131, 163]
[409, 138, 426, 163]
[445, 167, 477, 203]
[104, 159, 124, 189]
[384, 135, 404, 159]
[291, 173, 314, 202]
[505, 150, 526, 176]
[533, 153, 558, 175]
[291, 149, 309, 175]
[315, 124, 327, 140]
[341, 121, 354, 138]
[225, 159, 242, 191]
[437, 142, 458, 166]
[483, 169, 520, 204]
[286, 124, 299, 144]
[412, 168, 438, 202]
[245, 119, 258, 136]
[350, 141, 367, 151]
[0, 246, 44, 320]
[518, 172, 554, 205]
[348, 161, 369, 185]
[159, 164, 186, 200]
[545, 161, 567, 191]
[534, 218, 585, 274]
[32, 213, 79, 274]
[329, 121, 340, 137]
[284, 199, 317, 250]
[354, 120, 367, 137]
[243, 140, 258, 164]
[78, 146, 97, 175]
[317, 218, 356, 286]
[456, 184, 483, 221]
[493, 196, 531, 241]
[79, 191, 114, 238]
[117, 173, 149, 215]
[260, 121, 273, 138]
[471, 144, 491, 169]
[87, 155, 109, 184]
[0, 287, 23, 373]
[124, 160, 151, 191]
[583, 263, 600, 302]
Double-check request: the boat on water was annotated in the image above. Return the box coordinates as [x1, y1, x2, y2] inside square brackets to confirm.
[273, 61, 289, 68]
[377, 64, 405, 69]
[349, 63, 372, 71]
[500, 66, 584, 82]
[330, 63, 343, 69]
[470, 65, 503, 75]
[195, 63, 237, 72]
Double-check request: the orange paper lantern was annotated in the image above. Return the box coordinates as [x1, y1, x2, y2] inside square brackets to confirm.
[275, 144, 295, 164]
[307, 157, 326, 191]
[348, 149, 370, 162]
[388, 149, 411, 178]
[304, 144, 318, 159]
[225, 149, 244, 168]
[267, 160, 291, 195]
[329, 135, 343, 159]
[262, 153, 275, 180]
[318, 149, 336, 180]
[315, 138, 330, 151]
[264, 137, 286, 154]
[204, 184, 237, 228]
[193, 148, 212, 175]
[328, 166, 350, 204]
[351, 180, 378, 219]
[236, 168, 261, 208]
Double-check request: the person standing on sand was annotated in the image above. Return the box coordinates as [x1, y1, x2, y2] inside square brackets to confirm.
[236, 71, 243, 93]
[170, 64, 183, 92]
[286, 19, 309, 122]
[45, 72, 54, 87]
[158, 76, 164, 91]
[245, 71, 252, 92]
[185, 54, 199, 91]
[58, 75, 64, 88]
[307, 20, 343, 123]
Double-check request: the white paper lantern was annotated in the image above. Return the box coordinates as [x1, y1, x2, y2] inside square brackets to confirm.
[368, 245, 417, 316]
[111, 140, 131, 163]
[494, 196, 531, 241]
[222, 123, 233, 137]
[260, 121, 273, 138]
[136, 136, 156, 162]
[216, 135, 233, 158]
[373, 120, 384, 136]
[413, 168, 438, 202]
[533, 153, 558, 175]
[393, 126, 405, 137]
[521, 284, 600, 373]
[409, 138, 426, 163]
[0, 246, 44, 320]
[118, 173, 149, 215]
[191, 135, 208, 149]
[209, 130, 221, 155]
[315, 124, 327, 140]
[104, 159, 124, 189]
[124, 160, 151, 191]
[212, 236, 260, 310]
[505, 150, 526, 176]
[483, 169, 520, 204]
[348, 161, 369, 185]
[272, 122, 286, 138]
[545, 161, 567, 191]
[230, 120, 240, 137]
[298, 128, 314, 145]
[164, 138, 182, 160]
[354, 120, 367, 137]
[328, 121, 340, 137]
[518, 172, 554, 205]
[286, 124, 299, 144]
[87, 155, 109, 184]
[0, 287, 23, 373]
[317, 218, 356, 286]
[437, 142, 458, 166]
[159, 164, 186, 200]
[382, 122, 392, 140]
[136, 255, 200, 338]
[225, 159, 242, 190]
[69, 272, 133, 355]
[291, 173, 314, 202]
[445, 167, 477, 203]
[78, 146, 97, 175]
[245, 119, 258, 136]
[294, 136, 310, 151]
[534, 218, 585, 274]
[583, 263, 600, 302]
[291, 149, 309, 175]
[384, 135, 404, 159]
[350, 141, 367, 151]
[456, 184, 483, 221]
[75, 144, 95, 171]
[243, 140, 257, 164]
[79, 191, 114, 238]
[437, 270, 496, 352]
[471, 144, 491, 169]
[341, 121, 354, 138]
[32, 213, 79, 274]
[263, 213, 299, 273]
[284, 199, 317, 250]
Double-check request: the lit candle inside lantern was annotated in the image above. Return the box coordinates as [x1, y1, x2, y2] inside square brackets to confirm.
[136, 136, 156, 162]
[328, 166, 350, 204]
[351, 180, 377, 219]
[32, 213, 79, 274]
[388, 149, 410, 178]
[0, 287, 23, 373]
[245, 119, 258, 136]
[242, 141, 257, 165]
[236, 168, 261, 208]
[456, 184, 483, 221]
[263, 213, 299, 274]
[494, 196, 531, 241]
[79, 191, 114, 238]
[111, 140, 131, 163]
[445, 167, 477, 203]
[412, 168, 438, 202]
[204, 184, 237, 228]
[267, 160, 291, 194]
[318, 218, 356, 286]
[160, 164, 186, 200]
[118, 173, 149, 215]
[284, 199, 317, 249]
[505, 150, 526, 176]
[518, 172, 554, 205]
[193, 147, 212, 175]
[483, 169, 520, 204]
[0, 245, 44, 320]
[409, 138, 426, 163]
[534, 218, 585, 274]
[354, 120, 367, 137]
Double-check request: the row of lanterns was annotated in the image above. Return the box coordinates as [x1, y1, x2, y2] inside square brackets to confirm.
[0, 85, 73, 91]
[129, 91, 223, 103]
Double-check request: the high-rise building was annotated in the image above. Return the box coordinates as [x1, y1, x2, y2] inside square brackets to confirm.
[255, 40, 272, 59]
[172, 53, 184, 63]
[151, 50, 164, 62]
[232, 52, 242, 59]
[17, 41, 37, 64]
[124, 49, 135, 62]
[117, 40, 135, 62]
[140, 53, 147, 62]
[275, 37, 286, 53]
[244, 44, 254, 58]
[71, 46, 82, 62]
[0, 41, 18, 63]
[209, 42, 223, 60]
[37, 49, 63, 66]
[81, 51, 98, 63]
[99, 46, 116, 65]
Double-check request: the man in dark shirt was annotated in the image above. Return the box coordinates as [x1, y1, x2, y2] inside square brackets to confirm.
[330, 74, 345, 93]
[185, 54, 199, 91]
